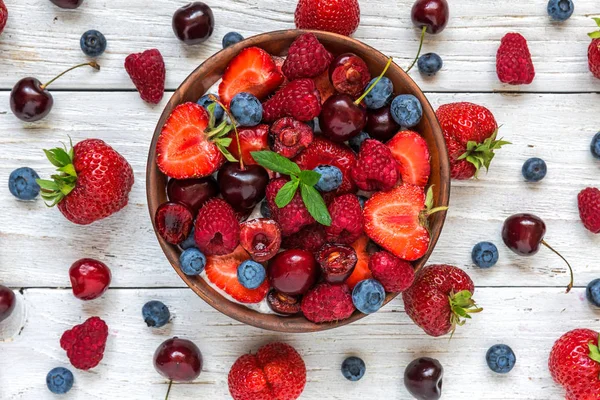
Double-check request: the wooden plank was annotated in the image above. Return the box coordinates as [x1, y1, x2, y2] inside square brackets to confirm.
[0, 0, 599, 92]
[0, 287, 593, 399]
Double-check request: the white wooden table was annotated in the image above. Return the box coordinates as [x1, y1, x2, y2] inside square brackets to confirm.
[1, 1, 599, 399]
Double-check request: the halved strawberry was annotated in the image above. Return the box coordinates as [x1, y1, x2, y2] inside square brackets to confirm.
[387, 130, 431, 187]
[346, 235, 372, 290]
[205, 245, 269, 304]
[218, 47, 285, 106]
[156, 102, 225, 179]
[227, 124, 269, 165]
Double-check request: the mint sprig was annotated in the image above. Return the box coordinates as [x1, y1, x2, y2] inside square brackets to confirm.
[251, 150, 331, 226]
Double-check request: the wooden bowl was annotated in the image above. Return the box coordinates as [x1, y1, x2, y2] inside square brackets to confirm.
[147, 29, 450, 333]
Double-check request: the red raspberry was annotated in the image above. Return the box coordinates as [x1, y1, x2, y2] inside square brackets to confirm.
[496, 33, 535, 85]
[301, 282, 355, 323]
[124, 49, 166, 104]
[325, 194, 363, 245]
[578, 187, 600, 233]
[194, 198, 240, 255]
[282, 33, 333, 80]
[228, 342, 306, 400]
[263, 79, 321, 122]
[350, 139, 399, 191]
[60, 316, 108, 370]
[589, 39, 600, 79]
[266, 178, 315, 236]
[270, 117, 314, 158]
[282, 224, 327, 252]
[0, 0, 7, 35]
[369, 251, 415, 292]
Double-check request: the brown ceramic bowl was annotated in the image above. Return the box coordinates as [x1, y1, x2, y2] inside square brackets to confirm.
[147, 29, 450, 333]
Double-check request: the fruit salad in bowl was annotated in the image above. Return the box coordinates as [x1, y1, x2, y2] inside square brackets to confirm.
[147, 29, 450, 332]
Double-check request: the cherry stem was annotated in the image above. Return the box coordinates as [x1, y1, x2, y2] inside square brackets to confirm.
[208, 95, 244, 171]
[41, 62, 100, 90]
[164, 380, 173, 400]
[541, 240, 574, 293]
[354, 57, 393, 105]
[405, 26, 427, 73]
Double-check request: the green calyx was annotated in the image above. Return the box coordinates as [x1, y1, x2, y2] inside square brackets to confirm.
[204, 102, 237, 163]
[589, 338, 600, 364]
[588, 17, 600, 39]
[419, 186, 449, 227]
[456, 129, 511, 178]
[448, 290, 483, 337]
[36, 139, 78, 207]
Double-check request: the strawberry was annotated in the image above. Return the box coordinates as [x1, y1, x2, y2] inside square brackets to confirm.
[496, 32, 535, 85]
[578, 187, 600, 234]
[402, 264, 481, 337]
[436, 102, 509, 180]
[60, 316, 108, 370]
[219, 47, 285, 106]
[227, 124, 269, 166]
[295, 0, 361, 37]
[387, 130, 431, 187]
[124, 49, 165, 104]
[363, 184, 446, 261]
[588, 18, 600, 79]
[346, 235, 372, 290]
[205, 245, 269, 304]
[549, 329, 600, 400]
[282, 33, 333, 80]
[0, 0, 7, 36]
[262, 78, 322, 122]
[38, 139, 134, 225]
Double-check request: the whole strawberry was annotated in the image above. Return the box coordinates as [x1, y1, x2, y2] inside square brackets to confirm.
[496, 32, 535, 85]
[578, 187, 600, 234]
[402, 264, 482, 337]
[38, 139, 134, 225]
[125, 49, 165, 104]
[588, 18, 600, 79]
[228, 342, 306, 400]
[436, 102, 509, 180]
[60, 316, 108, 370]
[549, 329, 600, 399]
[282, 33, 333, 80]
[0, 0, 7, 35]
[295, 0, 360, 36]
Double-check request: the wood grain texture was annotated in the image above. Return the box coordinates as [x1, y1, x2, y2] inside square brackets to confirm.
[0, 0, 599, 92]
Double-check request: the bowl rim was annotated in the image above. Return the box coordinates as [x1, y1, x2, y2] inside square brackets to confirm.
[146, 29, 450, 333]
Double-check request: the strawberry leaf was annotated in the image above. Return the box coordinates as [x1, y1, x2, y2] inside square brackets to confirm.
[593, 17, 600, 27]
[589, 31, 600, 39]
[300, 183, 331, 226]
[251, 151, 302, 177]
[207, 102, 217, 128]
[275, 180, 299, 208]
[589, 341, 600, 364]
[216, 142, 237, 163]
[299, 170, 321, 187]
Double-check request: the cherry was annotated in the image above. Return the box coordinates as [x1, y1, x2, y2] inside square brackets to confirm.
[315, 243, 357, 284]
[365, 106, 400, 142]
[239, 218, 282, 262]
[172, 2, 214, 45]
[154, 337, 203, 399]
[0, 284, 16, 323]
[268, 249, 318, 295]
[502, 213, 574, 292]
[267, 290, 301, 316]
[167, 177, 219, 215]
[217, 163, 269, 212]
[407, 0, 449, 72]
[155, 202, 194, 245]
[10, 62, 99, 122]
[404, 357, 443, 400]
[69, 259, 111, 301]
[329, 53, 371, 98]
[50, 0, 84, 9]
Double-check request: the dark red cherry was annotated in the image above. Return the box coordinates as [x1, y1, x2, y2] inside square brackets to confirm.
[365, 106, 400, 142]
[50, 0, 84, 9]
[172, 2, 214, 45]
[154, 337, 202, 382]
[315, 243, 357, 284]
[329, 53, 371, 98]
[411, 0, 449, 34]
[319, 94, 367, 143]
[69, 259, 111, 301]
[217, 163, 269, 212]
[167, 177, 219, 215]
[267, 290, 301, 316]
[268, 249, 318, 295]
[155, 202, 194, 245]
[0, 284, 16, 323]
[404, 357, 443, 400]
[239, 218, 282, 262]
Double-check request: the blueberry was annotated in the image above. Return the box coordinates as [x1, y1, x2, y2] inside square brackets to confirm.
[197, 94, 224, 121]
[522, 158, 547, 182]
[179, 248, 206, 276]
[180, 227, 197, 250]
[417, 53, 443, 76]
[363, 77, 394, 110]
[237, 260, 266, 289]
[349, 131, 370, 153]
[222, 31, 244, 48]
[341, 356, 366, 381]
[590, 132, 600, 159]
[230, 92, 263, 127]
[260, 201, 271, 218]
[586, 278, 600, 307]
[9, 167, 40, 200]
[390, 95, 423, 128]
[357, 195, 368, 209]
[313, 165, 343, 192]
[547, 0, 574, 21]
[352, 279, 385, 314]
[486, 344, 516, 374]
[80, 30, 107, 57]
[142, 300, 170, 328]
[471, 242, 499, 268]
[46, 367, 74, 394]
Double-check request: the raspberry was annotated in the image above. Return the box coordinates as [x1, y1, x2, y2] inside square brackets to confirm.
[60, 317, 108, 370]
[266, 178, 315, 236]
[270, 118, 314, 158]
[578, 187, 600, 234]
[263, 79, 321, 122]
[301, 282, 355, 323]
[282, 33, 333, 80]
[589, 39, 600, 80]
[282, 224, 327, 252]
[369, 251, 415, 292]
[325, 194, 363, 245]
[194, 198, 240, 255]
[350, 139, 399, 191]
[124, 49, 166, 104]
[496, 33, 535, 85]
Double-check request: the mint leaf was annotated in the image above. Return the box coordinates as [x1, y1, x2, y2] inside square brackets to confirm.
[275, 180, 299, 208]
[251, 151, 301, 176]
[300, 183, 331, 226]
[299, 170, 321, 187]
